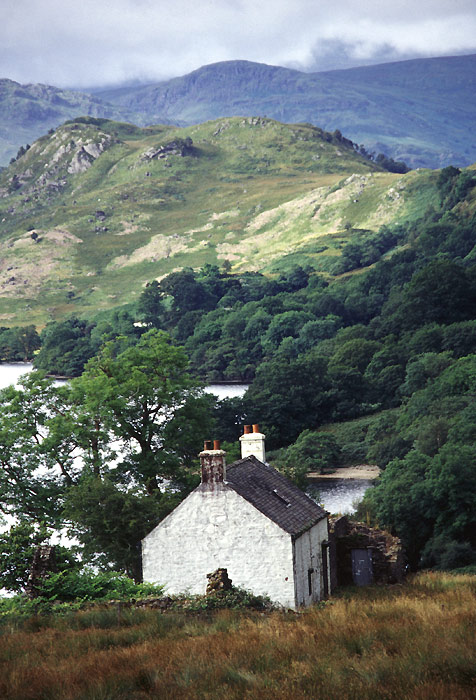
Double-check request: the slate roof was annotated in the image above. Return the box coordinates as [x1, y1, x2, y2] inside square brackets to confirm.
[226, 456, 327, 537]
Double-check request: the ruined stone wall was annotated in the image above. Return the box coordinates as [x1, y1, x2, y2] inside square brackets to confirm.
[142, 483, 296, 608]
[25, 545, 56, 599]
[329, 516, 405, 588]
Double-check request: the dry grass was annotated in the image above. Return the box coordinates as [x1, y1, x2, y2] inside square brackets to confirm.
[1, 572, 475, 699]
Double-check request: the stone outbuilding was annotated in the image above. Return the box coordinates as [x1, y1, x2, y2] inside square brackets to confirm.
[142, 426, 331, 609]
[329, 515, 405, 588]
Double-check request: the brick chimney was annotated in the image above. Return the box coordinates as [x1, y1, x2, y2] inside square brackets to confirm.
[239, 424, 266, 462]
[200, 439, 226, 485]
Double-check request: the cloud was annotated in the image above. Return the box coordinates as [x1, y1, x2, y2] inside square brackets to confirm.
[1, 0, 476, 87]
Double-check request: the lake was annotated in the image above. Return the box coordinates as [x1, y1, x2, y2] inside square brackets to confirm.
[307, 479, 374, 515]
[0, 362, 248, 398]
[0, 362, 34, 389]
[0, 363, 373, 513]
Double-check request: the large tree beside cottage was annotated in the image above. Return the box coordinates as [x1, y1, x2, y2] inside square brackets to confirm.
[0, 330, 213, 583]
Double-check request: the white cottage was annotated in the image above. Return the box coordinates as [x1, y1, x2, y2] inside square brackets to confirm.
[142, 425, 330, 608]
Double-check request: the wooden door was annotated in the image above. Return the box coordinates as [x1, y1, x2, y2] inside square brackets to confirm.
[351, 548, 373, 586]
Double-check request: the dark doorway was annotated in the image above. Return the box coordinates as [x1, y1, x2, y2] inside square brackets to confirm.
[321, 543, 329, 598]
[351, 548, 373, 586]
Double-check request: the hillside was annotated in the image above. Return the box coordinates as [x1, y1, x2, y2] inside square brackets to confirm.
[0, 115, 443, 327]
[95, 54, 476, 169]
[1, 54, 475, 169]
[1, 572, 475, 699]
[0, 115, 450, 327]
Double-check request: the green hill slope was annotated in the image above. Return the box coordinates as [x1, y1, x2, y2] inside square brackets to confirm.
[0, 116, 444, 326]
[97, 55, 476, 169]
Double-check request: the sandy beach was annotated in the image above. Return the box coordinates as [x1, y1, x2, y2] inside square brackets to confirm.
[308, 464, 381, 480]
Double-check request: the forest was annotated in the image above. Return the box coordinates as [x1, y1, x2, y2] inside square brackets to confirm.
[1, 165, 476, 594]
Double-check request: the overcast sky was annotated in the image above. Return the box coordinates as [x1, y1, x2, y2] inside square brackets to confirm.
[2, 0, 476, 88]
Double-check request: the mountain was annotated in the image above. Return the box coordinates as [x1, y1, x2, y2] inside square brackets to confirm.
[0, 79, 149, 165]
[96, 55, 476, 169]
[0, 116, 449, 327]
[1, 54, 475, 169]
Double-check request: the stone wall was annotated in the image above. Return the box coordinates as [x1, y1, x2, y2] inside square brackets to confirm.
[25, 545, 56, 599]
[293, 518, 330, 605]
[329, 516, 405, 588]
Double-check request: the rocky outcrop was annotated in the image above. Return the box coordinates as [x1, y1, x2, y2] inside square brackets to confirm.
[5, 127, 114, 202]
[67, 137, 111, 174]
[141, 137, 194, 161]
[68, 146, 95, 174]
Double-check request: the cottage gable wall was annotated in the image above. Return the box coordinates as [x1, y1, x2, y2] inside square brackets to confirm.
[142, 483, 296, 607]
[294, 519, 330, 606]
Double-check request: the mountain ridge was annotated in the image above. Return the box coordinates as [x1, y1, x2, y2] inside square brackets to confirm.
[64, 53, 476, 169]
[1, 54, 475, 168]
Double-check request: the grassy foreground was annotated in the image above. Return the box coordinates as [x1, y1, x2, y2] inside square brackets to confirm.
[1, 572, 475, 700]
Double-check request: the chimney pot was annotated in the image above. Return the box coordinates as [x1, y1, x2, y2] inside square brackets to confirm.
[239, 423, 266, 462]
[200, 440, 226, 486]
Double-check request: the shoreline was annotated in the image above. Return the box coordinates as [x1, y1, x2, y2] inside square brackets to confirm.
[308, 464, 381, 481]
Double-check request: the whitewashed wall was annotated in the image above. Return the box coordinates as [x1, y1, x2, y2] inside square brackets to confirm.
[142, 484, 296, 608]
[293, 518, 330, 607]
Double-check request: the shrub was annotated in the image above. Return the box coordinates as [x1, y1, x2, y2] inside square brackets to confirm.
[174, 587, 276, 612]
[36, 568, 164, 602]
[420, 535, 476, 571]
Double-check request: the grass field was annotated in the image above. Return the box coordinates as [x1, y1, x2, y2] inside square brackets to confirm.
[1, 572, 474, 699]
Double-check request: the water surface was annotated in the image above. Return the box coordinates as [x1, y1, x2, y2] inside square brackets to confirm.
[0, 363, 33, 389]
[307, 478, 374, 515]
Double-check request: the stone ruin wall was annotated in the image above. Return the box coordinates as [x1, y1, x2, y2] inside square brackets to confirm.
[25, 545, 57, 599]
[329, 516, 405, 589]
